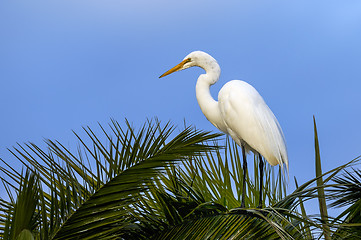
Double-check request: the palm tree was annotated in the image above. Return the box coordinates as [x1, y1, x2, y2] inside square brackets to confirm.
[0, 119, 360, 239]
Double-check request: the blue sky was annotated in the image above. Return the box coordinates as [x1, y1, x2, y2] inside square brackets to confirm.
[1, 0, 361, 205]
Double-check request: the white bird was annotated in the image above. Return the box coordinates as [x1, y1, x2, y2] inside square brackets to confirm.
[159, 51, 288, 208]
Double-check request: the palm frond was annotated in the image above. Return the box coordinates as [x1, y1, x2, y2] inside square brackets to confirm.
[0, 119, 221, 239]
[1, 169, 38, 240]
[313, 116, 331, 239]
[2, 118, 361, 239]
[328, 169, 361, 239]
[169, 138, 288, 209]
[154, 207, 313, 240]
[131, 138, 311, 239]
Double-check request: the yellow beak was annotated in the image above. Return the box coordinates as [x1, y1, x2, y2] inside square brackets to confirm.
[159, 58, 191, 78]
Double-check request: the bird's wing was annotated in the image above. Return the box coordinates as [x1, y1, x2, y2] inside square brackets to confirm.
[218, 80, 288, 168]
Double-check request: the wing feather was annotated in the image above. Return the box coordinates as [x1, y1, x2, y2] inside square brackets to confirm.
[218, 80, 288, 169]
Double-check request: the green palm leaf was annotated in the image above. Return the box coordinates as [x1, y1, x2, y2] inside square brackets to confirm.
[2, 118, 361, 239]
[1, 169, 38, 240]
[0, 119, 221, 239]
[328, 169, 361, 239]
[131, 139, 313, 239]
[154, 207, 309, 240]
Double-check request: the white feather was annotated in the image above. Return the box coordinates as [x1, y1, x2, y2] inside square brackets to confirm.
[160, 50, 288, 171]
[218, 80, 288, 169]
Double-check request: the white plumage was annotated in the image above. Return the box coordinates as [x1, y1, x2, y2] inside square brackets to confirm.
[160, 51, 288, 169]
[160, 51, 288, 207]
[218, 80, 288, 168]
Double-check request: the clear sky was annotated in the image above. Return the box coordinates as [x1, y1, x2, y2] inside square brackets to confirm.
[1, 0, 361, 204]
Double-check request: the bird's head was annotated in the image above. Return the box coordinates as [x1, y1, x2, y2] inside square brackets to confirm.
[159, 51, 216, 78]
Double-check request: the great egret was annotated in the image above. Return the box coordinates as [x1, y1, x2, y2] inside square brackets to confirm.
[159, 51, 288, 208]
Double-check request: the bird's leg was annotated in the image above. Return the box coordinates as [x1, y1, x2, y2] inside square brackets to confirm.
[258, 153, 264, 208]
[241, 145, 247, 208]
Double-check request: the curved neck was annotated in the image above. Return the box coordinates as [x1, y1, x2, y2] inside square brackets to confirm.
[195, 64, 228, 133]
